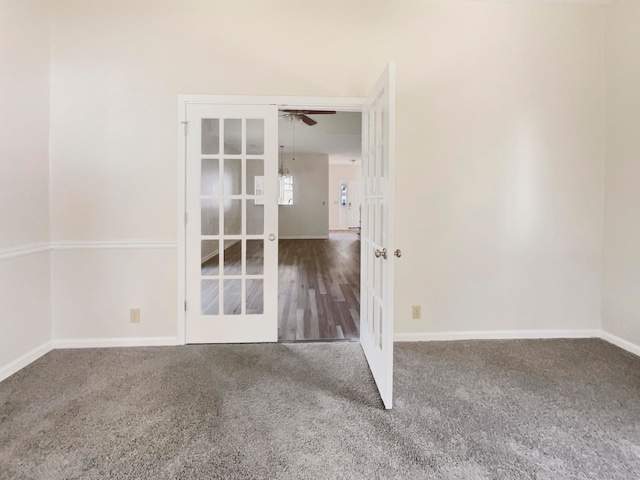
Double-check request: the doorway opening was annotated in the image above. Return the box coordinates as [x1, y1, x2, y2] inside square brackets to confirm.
[179, 61, 395, 407]
[276, 110, 362, 342]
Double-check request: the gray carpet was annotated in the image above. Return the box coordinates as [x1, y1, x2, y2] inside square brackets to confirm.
[1, 339, 639, 479]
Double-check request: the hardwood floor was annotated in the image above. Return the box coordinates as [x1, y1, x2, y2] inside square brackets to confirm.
[278, 232, 360, 342]
[201, 241, 264, 315]
[200, 232, 361, 341]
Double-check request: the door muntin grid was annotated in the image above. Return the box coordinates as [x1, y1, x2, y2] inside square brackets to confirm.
[199, 117, 266, 317]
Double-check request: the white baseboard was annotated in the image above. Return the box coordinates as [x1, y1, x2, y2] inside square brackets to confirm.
[51, 337, 181, 349]
[4, 330, 638, 383]
[394, 329, 601, 342]
[0, 342, 53, 382]
[279, 235, 329, 240]
[600, 331, 640, 358]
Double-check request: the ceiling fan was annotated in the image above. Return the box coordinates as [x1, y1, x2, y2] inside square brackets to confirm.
[279, 109, 336, 126]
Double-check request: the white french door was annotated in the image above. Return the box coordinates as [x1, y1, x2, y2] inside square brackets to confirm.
[185, 104, 279, 343]
[360, 63, 396, 409]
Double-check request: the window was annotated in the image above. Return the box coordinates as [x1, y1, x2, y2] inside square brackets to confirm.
[252, 175, 294, 205]
[341, 184, 348, 206]
[279, 175, 293, 205]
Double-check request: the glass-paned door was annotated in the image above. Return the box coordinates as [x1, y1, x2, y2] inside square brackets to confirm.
[360, 62, 396, 409]
[186, 104, 278, 343]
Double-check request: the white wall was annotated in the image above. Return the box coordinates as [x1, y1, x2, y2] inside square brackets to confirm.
[329, 165, 362, 230]
[602, 0, 640, 346]
[0, 0, 51, 372]
[51, 248, 177, 340]
[279, 154, 329, 239]
[48, 0, 606, 339]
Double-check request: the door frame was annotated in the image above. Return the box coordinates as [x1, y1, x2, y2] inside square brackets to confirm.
[177, 95, 367, 344]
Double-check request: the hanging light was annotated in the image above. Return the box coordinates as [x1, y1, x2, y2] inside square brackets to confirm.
[278, 145, 289, 176]
[291, 117, 296, 163]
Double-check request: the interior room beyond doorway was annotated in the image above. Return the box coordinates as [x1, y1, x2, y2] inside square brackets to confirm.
[277, 110, 362, 342]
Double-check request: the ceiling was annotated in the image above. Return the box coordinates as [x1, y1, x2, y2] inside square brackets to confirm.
[278, 111, 362, 165]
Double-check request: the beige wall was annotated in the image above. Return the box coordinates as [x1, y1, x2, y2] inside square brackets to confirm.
[0, 0, 51, 370]
[602, 0, 640, 346]
[329, 165, 362, 230]
[47, 0, 606, 339]
[0, 0, 50, 249]
[52, 249, 177, 339]
[279, 154, 329, 238]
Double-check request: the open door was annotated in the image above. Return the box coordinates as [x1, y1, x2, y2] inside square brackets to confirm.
[185, 104, 279, 343]
[360, 62, 396, 409]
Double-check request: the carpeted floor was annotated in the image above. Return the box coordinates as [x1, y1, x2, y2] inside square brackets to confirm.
[1, 339, 639, 479]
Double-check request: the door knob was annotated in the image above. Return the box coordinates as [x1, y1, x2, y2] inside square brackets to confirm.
[268, 233, 276, 241]
[394, 249, 402, 258]
[375, 248, 387, 259]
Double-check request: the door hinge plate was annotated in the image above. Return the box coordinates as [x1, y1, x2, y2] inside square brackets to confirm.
[181, 121, 189, 135]
[184, 300, 187, 312]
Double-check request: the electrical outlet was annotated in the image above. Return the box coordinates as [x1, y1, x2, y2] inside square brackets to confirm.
[130, 308, 140, 323]
[412, 305, 421, 320]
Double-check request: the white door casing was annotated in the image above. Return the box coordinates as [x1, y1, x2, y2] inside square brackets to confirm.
[360, 62, 396, 409]
[185, 104, 279, 343]
[177, 87, 395, 408]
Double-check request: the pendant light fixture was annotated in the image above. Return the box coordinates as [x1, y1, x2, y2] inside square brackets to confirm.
[278, 145, 289, 176]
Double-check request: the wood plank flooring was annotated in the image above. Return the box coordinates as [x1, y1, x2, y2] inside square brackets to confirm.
[200, 232, 360, 341]
[201, 241, 264, 315]
[278, 232, 360, 342]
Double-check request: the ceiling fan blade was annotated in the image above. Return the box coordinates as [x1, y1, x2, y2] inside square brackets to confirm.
[300, 115, 317, 126]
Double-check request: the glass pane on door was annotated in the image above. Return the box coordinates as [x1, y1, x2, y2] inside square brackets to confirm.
[201, 240, 220, 275]
[246, 159, 264, 195]
[201, 159, 220, 195]
[224, 280, 242, 315]
[201, 199, 220, 235]
[246, 240, 264, 274]
[224, 200, 242, 235]
[224, 159, 242, 195]
[246, 119, 265, 155]
[201, 279, 219, 315]
[202, 119, 220, 155]
[197, 116, 269, 322]
[246, 202, 264, 235]
[246, 279, 264, 314]
[224, 119, 242, 154]
[223, 241, 242, 275]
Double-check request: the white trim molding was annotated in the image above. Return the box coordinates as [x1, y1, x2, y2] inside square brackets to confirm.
[177, 94, 367, 346]
[51, 240, 178, 250]
[51, 337, 181, 349]
[0, 240, 179, 261]
[0, 342, 53, 382]
[4, 330, 639, 384]
[0, 242, 50, 261]
[179, 94, 365, 112]
[600, 331, 640, 358]
[395, 329, 602, 342]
